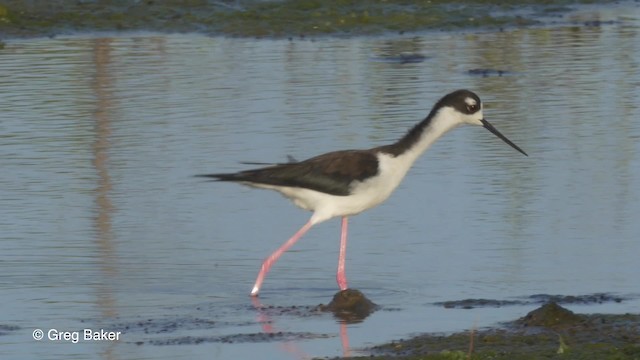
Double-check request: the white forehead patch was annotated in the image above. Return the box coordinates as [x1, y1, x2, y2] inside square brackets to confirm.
[464, 97, 477, 106]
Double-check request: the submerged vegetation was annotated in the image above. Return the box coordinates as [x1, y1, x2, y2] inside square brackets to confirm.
[0, 0, 622, 38]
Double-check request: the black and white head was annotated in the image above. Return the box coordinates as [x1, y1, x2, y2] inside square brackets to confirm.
[434, 89, 528, 156]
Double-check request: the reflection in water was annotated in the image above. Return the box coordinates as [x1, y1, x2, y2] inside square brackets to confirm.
[91, 37, 117, 317]
[251, 296, 313, 359]
[251, 294, 359, 359]
[340, 322, 351, 358]
[91, 37, 118, 360]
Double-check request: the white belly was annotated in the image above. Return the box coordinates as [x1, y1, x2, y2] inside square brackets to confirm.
[255, 152, 416, 224]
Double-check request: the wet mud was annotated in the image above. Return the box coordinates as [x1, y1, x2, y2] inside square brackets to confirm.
[317, 289, 379, 323]
[362, 295, 640, 360]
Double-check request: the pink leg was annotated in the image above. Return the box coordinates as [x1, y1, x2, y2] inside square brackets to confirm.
[251, 220, 314, 296]
[336, 216, 348, 290]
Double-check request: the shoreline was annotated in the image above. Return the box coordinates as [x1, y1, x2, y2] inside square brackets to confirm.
[0, 0, 628, 40]
[358, 302, 640, 359]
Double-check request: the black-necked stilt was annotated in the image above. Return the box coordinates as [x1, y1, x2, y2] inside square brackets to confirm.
[198, 89, 527, 296]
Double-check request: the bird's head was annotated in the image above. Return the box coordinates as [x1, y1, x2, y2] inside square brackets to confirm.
[434, 89, 528, 156]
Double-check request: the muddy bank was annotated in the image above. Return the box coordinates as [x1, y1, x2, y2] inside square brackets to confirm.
[0, 0, 623, 39]
[351, 300, 640, 360]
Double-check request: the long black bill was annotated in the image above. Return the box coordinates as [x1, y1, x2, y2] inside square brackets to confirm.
[481, 119, 528, 156]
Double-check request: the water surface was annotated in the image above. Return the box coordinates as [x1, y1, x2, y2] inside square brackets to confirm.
[1, 4, 639, 359]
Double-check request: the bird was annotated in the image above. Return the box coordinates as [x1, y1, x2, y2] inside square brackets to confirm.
[197, 89, 528, 296]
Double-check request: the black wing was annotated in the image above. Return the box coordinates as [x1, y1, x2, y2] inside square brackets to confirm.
[197, 150, 379, 196]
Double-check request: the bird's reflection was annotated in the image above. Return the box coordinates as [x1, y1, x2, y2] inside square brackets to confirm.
[251, 289, 378, 358]
[251, 296, 310, 359]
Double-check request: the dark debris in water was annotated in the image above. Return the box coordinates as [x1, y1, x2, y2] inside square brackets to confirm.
[437, 298, 522, 309]
[145, 331, 332, 346]
[467, 68, 512, 77]
[106, 313, 333, 346]
[107, 317, 218, 335]
[528, 292, 625, 305]
[0, 324, 20, 336]
[581, 19, 620, 27]
[250, 303, 326, 318]
[436, 292, 629, 309]
[369, 53, 429, 64]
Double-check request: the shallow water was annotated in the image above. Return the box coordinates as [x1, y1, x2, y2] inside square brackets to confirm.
[1, 4, 640, 360]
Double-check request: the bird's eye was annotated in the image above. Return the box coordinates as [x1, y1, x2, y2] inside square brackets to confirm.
[466, 104, 478, 113]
